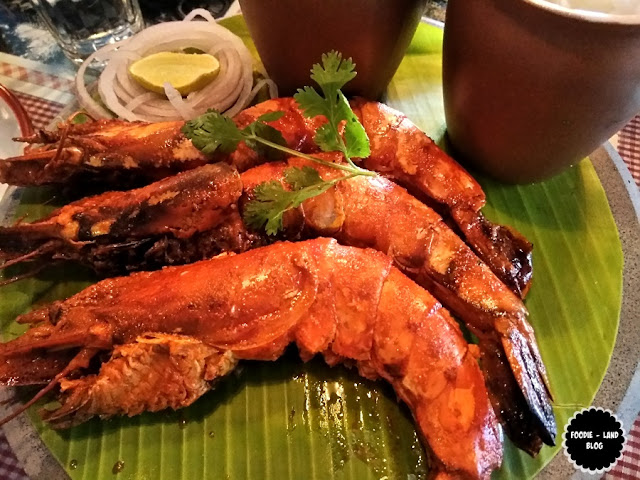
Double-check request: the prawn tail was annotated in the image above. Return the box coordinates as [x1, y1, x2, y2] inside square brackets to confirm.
[480, 324, 556, 456]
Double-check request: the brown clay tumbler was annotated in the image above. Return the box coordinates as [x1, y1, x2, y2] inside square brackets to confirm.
[443, 0, 640, 183]
[238, 0, 427, 99]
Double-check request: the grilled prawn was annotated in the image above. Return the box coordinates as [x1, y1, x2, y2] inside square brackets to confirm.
[0, 163, 260, 281]
[0, 155, 556, 454]
[243, 157, 555, 455]
[0, 238, 502, 480]
[0, 98, 532, 296]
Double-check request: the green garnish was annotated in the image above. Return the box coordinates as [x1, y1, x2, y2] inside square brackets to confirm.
[244, 166, 356, 236]
[182, 110, 286, 157]
[294, 52, 370, 165]
[182, 51, 375, 235]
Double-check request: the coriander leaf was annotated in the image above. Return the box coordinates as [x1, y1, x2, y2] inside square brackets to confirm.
[338, 91, 370, 158]
[284, 166, 324, 190]
[243, 180, 290, 235]
[243, 169, 335, 236]
[256, 111, 285, 123]
[243, 121, 287, 160]
[310, 51, 356, 99]
[302, 93, 369, 158]
[313, 123, 342, 153]
[182, 110, 244, 154]
[293, 86, 327, 119]
[297, 180, 336, 200]
[293, 52, 370, 161]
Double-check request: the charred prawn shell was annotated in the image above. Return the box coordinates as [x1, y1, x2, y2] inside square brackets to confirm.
[0, 164, 263, 280]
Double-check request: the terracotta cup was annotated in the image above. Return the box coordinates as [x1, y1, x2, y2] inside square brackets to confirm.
[443, 0, 640, 183]
[238, 0, 427, 99]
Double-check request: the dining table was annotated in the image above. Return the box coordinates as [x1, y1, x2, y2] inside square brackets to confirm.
[0, 1, 638, 479]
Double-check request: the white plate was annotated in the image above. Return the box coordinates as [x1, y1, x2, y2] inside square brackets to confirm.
[0, 85, 32, 200]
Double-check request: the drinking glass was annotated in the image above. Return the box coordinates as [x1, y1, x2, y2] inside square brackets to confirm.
[31, 0, 144, 65]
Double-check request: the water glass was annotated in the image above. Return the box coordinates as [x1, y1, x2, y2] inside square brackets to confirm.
[31, 0, 144, 65]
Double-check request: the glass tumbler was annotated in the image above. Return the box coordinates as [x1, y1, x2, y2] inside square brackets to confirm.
[31, 0, 144, 65]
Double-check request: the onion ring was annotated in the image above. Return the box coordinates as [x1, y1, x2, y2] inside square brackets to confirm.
[76, 9, 276, 121]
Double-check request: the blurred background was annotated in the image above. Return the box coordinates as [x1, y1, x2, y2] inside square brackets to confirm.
[0, 0, 447, 65]
[0, 0, 235, 63]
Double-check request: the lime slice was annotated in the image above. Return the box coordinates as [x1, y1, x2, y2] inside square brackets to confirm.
[129, 52, 220, 96]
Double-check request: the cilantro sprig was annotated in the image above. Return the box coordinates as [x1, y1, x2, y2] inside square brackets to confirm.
[182, 110, 286, 159]
[182, 51, 375, 235]
[294, 52, 370, 166]
[244, 166, 358, 235]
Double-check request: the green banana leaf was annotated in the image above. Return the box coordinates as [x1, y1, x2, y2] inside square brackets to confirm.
[0, 18, 622, 480]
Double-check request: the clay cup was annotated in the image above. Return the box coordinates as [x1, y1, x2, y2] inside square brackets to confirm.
[443, 0, 640, 183]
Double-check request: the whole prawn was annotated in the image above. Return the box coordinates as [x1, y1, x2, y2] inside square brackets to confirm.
[0, 98, 532, 296]
[0, 163, 261, 281]
[243, 156, 555, 455]
[0, 155, 556, 454]
[0, 238, 502, 480]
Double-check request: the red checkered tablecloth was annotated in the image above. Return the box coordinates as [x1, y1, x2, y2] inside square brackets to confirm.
[11, 90, 65, 130]
[0, 51, 638, 479]
[606, 416, 640, 480]
[618, 116, 640, 184]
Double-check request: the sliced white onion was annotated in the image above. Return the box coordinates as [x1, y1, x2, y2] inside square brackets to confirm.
[182, 8, 216, 23]
[125, 92, 158, 112]
[75, 9, 276, 122]
[75, 43, 120, 119]
[164, 82, 198, 120]
[252, 78, 279, 102]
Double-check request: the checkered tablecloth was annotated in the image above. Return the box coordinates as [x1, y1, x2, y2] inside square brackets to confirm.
[0, 52, 73, 129]
[606, 416, 640, 480]
[618, 116, 640, 184]
[0, 51, 638, 479]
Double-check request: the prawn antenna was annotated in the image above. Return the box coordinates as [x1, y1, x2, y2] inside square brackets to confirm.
[0, 348, 97, 427]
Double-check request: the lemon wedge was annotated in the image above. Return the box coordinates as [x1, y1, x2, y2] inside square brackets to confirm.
[129, 52, 220, 96]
